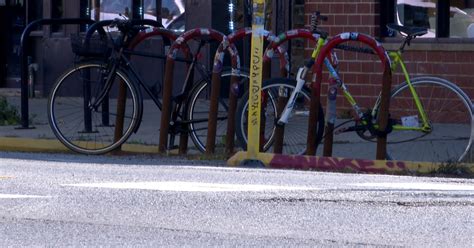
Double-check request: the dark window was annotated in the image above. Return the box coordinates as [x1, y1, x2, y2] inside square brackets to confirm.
[162, 0, 185, 32]
[78, 0, 133, 32]
[230, 0, 273, 32]
[143, 0, 159, 20]
[449, 0, 474, 37]
[80, 0, 91, 31]
[89, 0, 132, 21]
[3, 0, 26, 79]
[79, 0, 185, 31]
[51, 0, 63, 32]
[28, 0, 42, 24]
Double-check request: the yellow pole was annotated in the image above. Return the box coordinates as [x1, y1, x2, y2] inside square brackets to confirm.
[247, 0, 266, 159]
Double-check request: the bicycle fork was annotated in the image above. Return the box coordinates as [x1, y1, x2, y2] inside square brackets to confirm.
[277, 67, 307, 125]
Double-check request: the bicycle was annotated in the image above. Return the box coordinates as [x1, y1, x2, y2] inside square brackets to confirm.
[47, 19, 249, 155]
[377, 24, 472, 162]
[236, 13, 473, 163]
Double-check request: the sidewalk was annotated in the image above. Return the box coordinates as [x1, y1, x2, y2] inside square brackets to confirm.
[0, 92, 171, 155]
[0, 91, 472, 165]
[0, 92, 381, 159]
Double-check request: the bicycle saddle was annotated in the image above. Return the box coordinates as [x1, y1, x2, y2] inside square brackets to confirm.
[386, 24, 428, 37]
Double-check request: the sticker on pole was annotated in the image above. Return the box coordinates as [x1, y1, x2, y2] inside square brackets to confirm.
[247, 0, 266, 158]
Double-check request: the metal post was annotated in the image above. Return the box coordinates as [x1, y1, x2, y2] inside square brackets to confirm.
[158, 58, 175, 153]
[206, 72, 222, 154]
[376, 66, 392, 160]
[306, 83, 321, 155]
[247, 0, 266, 159]
[260, 57, 271, 152]
[225, 75, 239, 155]
[82, 69, 92, 133]
[113, 80, 127, 151]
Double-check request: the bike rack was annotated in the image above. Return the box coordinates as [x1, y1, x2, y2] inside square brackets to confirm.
[262, 29, 321, 154]
[206, 28, 316, 155]
[263, 29, 319, 78]
[307, 32, 392, 160]
[229, 32, 395, 173]
[206, 28, 278, 155]
[159, 28, 225, 154]
[18, 18, 101, 129]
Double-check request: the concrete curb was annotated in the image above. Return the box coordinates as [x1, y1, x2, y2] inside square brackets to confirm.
[0, 137, 161, 155]
[2, 137, 472, 176]
[228, 151, 474, 175]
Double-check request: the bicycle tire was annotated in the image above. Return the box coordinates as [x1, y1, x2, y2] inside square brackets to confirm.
[48, 63, 140, 155]
[235, 78, 325, 155]
[387, 76, 473, 162]
[185, 70, 250, 153]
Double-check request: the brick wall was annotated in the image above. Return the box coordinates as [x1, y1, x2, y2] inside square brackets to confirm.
[305, 0, 380, 36]
[399, 49, 474, 99]
[303, 0, 473, 118]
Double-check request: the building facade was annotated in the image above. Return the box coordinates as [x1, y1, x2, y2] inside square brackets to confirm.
[0, 0, 472, 102]
[0, 0, 295, 95]
[304, 0, 474, 110]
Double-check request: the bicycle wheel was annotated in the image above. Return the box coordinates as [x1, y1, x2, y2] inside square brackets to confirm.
[48, 63, 140, 155]
[186, 70, 249, 153]
[235, 78, 324, 155]
[387, 77, 473, 162]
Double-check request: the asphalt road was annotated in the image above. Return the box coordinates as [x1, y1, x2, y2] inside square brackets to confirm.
[0, 151, 473, 247]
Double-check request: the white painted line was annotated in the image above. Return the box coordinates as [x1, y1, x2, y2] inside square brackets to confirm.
[63, 181, 318, 192]
[354, 182, 474, 191]
[0, 194, 51, 199]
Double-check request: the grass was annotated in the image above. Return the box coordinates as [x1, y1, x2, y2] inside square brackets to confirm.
[427, 161, 473, 178]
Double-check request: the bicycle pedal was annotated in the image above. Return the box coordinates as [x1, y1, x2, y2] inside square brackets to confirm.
[335, 125, 363, 134]
[334, 127, 348, 135]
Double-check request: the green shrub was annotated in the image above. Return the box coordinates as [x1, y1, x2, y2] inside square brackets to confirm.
[0, 96, 20, 126]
